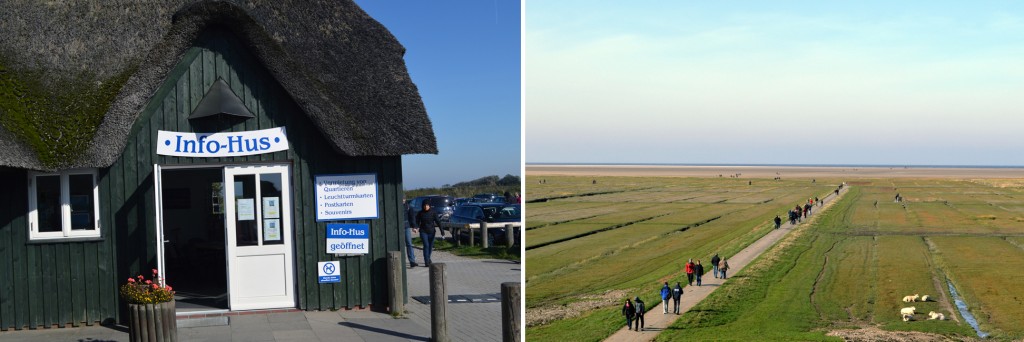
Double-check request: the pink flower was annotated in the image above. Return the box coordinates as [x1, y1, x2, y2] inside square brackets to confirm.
[145, 280, 152, 285]
[166, 286, 173, 291]
[127, 278, 135, 283]
[152, 269, 158, 275]
[137, 275, 144, 280]
[151, 284, 158, 289]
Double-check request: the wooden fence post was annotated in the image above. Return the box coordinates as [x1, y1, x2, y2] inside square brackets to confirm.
[505, 224, 514, 248]
[502, 282, 522, 342]
[387, 251, 404, 315]
[482, 222, 489, 249]
[430, 263, 450, 342]
[453, 223, 461, 247]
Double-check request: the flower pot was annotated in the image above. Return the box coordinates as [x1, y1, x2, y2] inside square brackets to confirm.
[128, 300, 177, 342]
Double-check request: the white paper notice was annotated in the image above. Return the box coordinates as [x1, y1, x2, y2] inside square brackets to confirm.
[264, 219, 281, 241]
[314, 174, 378, 221]
[263, 197, 280, 219]
[237, 198, 255, 221]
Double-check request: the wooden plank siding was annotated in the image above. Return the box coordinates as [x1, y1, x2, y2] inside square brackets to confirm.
[0, 28, 405, 329]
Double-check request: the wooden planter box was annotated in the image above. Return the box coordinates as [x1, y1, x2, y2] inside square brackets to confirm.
[128, 300, 177, 342]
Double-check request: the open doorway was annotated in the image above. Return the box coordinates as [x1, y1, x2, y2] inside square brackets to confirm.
[161, 168, 228, 312]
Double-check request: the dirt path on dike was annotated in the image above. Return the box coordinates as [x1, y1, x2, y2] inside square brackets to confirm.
[603, 186, 850, 342]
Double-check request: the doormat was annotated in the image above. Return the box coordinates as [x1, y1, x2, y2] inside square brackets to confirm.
[411, 293, 502, 304]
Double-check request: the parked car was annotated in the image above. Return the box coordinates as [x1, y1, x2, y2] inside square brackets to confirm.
[408, 195, 456, 227]
[471, 193, 505, 204]
[449, 203, 521, 245]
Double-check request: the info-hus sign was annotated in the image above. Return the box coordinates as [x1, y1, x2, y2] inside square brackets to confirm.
[326, 223, 369, 254]
[315, 174, 378, 221]
[156, 127, 289, 157]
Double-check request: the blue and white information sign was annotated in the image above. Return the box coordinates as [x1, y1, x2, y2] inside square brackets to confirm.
[315, 174, 378, 221]
[326, 223, 370, 255]
[318, 261, 341, 283]
[156, 127, 289, 157]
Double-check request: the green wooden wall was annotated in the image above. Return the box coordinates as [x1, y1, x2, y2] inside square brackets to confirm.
[0, 167, 119, 330]
[0, 28, 406, 329]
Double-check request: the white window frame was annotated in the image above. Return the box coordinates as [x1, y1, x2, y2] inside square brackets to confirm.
[28, 169, 101, 240]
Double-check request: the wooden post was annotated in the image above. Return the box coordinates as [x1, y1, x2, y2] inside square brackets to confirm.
[454, 225, 461, 247]
[387, 251, 404, 315]
[505, 224, 514, 248]
[482, 222, 489, 249]
[502, 282, 522, 342]
[469, 227, 475, 247]
[430, 263, 450, 342]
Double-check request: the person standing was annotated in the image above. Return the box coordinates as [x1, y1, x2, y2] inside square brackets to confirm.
[660, 282, 671, 314]
[694, 260, 705, 286]
[404, 199, 418, 268]
[719, 258, 730, 279]
[634, 296, 646, 331]
[711, 253, 721, 278]
[416, 202, 441, 266]
[672, 282, 683, 314]
[622, 299, 636, 331]
[774, 215, 782, 229]
[685, 259, 696, 286]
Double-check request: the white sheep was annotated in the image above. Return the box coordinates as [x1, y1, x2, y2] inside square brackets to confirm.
[920, 295, 931, 302]
[902, 294, 920, 302]
[901, 306, 916, 316]
[902, 313, 914, 322]
[927, 311, 945, 320]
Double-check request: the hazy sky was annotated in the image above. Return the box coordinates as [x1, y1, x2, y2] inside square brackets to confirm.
[356, 1, 521, 188]
[526, 2, 1024, 166]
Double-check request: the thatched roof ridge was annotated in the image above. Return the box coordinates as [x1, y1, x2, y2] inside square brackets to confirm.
[0, 0, 437, 171]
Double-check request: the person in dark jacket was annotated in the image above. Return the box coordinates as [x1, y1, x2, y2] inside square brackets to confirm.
[694, 260, 705, 286]
[774, 215, 782, 229]
[416, 202, 442, 266]
[660, 282, 671, 314]
[672, 282, 683, 314]
[633, 296, 646, 331]
[621, 299, 636, 330]
[711, 253, 721, 278]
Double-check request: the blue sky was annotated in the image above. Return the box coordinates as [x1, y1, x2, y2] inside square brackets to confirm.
[526, 2, 1024, 166]
[355, 1, 522, 188]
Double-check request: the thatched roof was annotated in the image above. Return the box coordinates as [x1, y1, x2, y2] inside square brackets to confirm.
[0, 0, 437, 171]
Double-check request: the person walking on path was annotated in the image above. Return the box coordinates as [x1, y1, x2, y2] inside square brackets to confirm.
[719, 258, 730, 279]
[711, 253, 721, 278]
[685, 259, 696, 286]
[415, 202, 441, 266]
[634, 297, 646, 331]
[660, 282, 671, 314]
[694, 260, 705, 286]
[774, 215, 782, 229]
[622, 299, 636, 331]
[404, 200, 418, 268]
[672, 282, 683, 314]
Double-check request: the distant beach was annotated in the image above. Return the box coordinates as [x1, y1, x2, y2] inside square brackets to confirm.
[526, 164, 1024, 179]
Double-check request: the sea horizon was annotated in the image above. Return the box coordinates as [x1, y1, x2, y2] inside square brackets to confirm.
[526, 162, 1024, 169]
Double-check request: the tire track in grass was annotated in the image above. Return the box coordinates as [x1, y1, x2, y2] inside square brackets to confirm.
[526, 214, 723, 251]
[527, 186, 659, 203]
[810, 238, 840, 320]
[921, 236, 960, 323]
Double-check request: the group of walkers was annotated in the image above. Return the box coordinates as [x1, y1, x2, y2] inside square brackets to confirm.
[621, 254, 730, 332]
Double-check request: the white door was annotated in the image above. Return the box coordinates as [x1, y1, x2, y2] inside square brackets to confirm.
[224, 164, 295, 310]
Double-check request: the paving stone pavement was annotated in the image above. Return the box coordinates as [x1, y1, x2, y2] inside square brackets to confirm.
[404, 247, 522, 342]
[0, 250, 520, 341]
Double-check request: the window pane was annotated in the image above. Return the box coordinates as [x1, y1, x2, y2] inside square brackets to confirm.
[36, 175, 62, 233]
[234, 175, 258, 246]
[69, 174, 95, 230]
[260, 173, 284, 245]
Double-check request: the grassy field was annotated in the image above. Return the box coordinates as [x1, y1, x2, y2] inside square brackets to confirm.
[527, 176, 1024, 341]
[525, 176, 836, 340]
